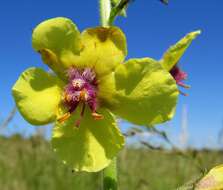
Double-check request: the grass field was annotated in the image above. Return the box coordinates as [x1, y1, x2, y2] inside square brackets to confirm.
[0, 135, 222, 190]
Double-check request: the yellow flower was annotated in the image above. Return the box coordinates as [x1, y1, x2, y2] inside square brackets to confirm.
[12, 17, 199, 172]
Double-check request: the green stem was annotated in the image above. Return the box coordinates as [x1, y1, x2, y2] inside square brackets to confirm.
[102, 158, 118, 190]
[99, 1, 118, 189]
[99, 0, 111, 27]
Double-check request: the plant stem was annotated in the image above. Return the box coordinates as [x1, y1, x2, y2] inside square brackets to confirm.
[99, 1, 118, 189]
[99, 0, 111, 27]
[102, 158, 118, 190]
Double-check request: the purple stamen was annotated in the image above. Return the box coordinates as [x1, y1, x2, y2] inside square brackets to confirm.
[82, 68, 96, 82]
[67, 68, 81, 80]
[170, 65, 190, 96]
[59, 67, 102, 125]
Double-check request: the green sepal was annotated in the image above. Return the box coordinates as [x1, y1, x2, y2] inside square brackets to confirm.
[111, 0, 127, 17]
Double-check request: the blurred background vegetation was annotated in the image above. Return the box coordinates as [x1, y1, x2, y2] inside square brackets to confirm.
[0, 135, 223, 190]
[0, 108, 223, 190]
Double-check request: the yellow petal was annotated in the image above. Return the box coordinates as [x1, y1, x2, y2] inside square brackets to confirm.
[52, 107, 125, 172]
[98, 58, 179, 125]
[12, 68, 63, 125]
[32, 17, 81, 79]
[60, 26, 127, 76]
[160, 30, 201, 71]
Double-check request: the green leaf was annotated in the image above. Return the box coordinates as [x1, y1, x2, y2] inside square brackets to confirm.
[160, 0, 168, 5]
[12, 68, 63, 125]
[51, 107, 124, 172]
[111, 0, 127, 17]
[98, 58, 179, 125]
[160, 30, 201, 71]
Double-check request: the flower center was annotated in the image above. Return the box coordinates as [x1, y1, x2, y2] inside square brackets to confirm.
[58, 68, 103, 127]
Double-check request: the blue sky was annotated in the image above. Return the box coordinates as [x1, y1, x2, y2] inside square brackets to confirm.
[0, 0, 223, 148]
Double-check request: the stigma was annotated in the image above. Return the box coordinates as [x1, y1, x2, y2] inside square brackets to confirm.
[58, 68, 102, 127]
[170, 65, 190, 96]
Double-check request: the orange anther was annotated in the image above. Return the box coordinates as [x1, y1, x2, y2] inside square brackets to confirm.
[92, 112, 104, 120]
[57, 112, 71, 123]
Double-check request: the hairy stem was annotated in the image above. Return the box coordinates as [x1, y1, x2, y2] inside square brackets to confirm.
[99, 0, 111, 26]
[99, 2, 118, 190]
